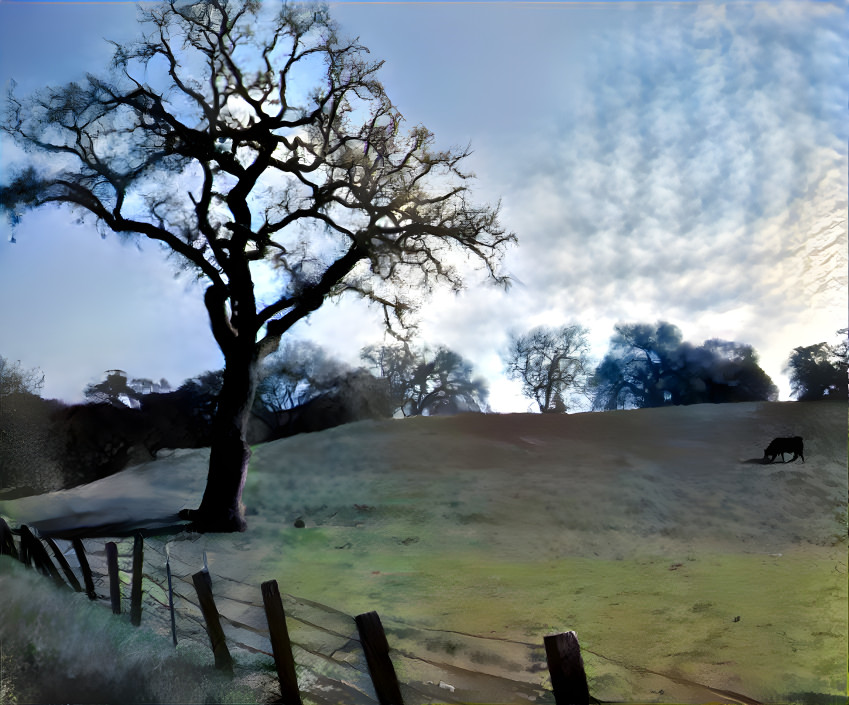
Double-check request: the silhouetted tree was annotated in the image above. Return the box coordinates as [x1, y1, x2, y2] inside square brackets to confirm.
[0, 356, 57, 492]
[591, 322, 777, 409]
[361, 343, 487, 416]
[1, 0, 513, 531]
[254, 340, 348, 417]
[0, 393, 66, 494]
[785, 329, 848, 401]
[591, 322, 683, 410]
[169, 369, 225, 443]
[0, 355, 44, 398]
[696, 339, 778, 403]
[504, 324, 591, 413]
[252, 340, 391, 439]
[129, 377, 171, 396]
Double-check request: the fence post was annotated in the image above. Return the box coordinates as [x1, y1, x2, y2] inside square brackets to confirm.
[130, 533, 144, 626]
[355, 611, 404, 705]
[544, 631, 590, 705]
[44, 537, 82, 593]
[0, 517, 19, 559]
[19, 525, 31, 567]
[192, 570, 233, 674]
[166, 546, 177, 647]
[261, 580, 302, 705]
[20, 525, 65, 587]
[105, 541, 121, 615]
[72, 538, 97, 600]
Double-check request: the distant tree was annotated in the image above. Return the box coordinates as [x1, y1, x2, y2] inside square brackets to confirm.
[129, 377, 171, 396]
[1, 0, 513, 531]
[0, 356, 57, 493]
[696, 339, 778, 403]
[785, 329, 848, 401]
[254, 340, 349, 417]
[84, 370, 171, 408]
[591, 322, 777, 410]
[591, 322, 683, 410]
[84, 370, 136, 407]
[362, 343, 488, 416]
[360, 343, 416, 413]
[0, 355, 44, 398]
[252, 340, 385, 438]
[171, 369, 225, 440]
[504, 324, 591, 413]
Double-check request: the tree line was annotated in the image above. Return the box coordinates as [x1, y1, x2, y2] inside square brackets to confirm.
[0, 342, 488, 495]
[2, 324, 844, 494]
[505, 322, 846, 413]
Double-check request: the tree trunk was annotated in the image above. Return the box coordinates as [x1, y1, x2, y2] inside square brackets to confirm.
[180, 348, 257, 532]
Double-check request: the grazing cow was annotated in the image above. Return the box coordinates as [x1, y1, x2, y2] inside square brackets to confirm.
[763, 436, 804, 463]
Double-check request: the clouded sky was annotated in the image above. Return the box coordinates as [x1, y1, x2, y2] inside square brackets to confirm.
[1, 0, 846, 410]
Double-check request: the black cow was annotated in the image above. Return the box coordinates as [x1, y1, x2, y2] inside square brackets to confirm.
[763, 436, 804, 463]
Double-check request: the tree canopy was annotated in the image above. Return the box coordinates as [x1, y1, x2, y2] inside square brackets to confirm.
[84, 369, 171, 407]
[361, 343, 488, 416]
[591, 322, 777, 410]
[785, 330, 848, 401]
[504, 324, 591, 413]
[0, 0, 513, 531]
[0, 355, 44, 398]
[254, 339, 350, 416]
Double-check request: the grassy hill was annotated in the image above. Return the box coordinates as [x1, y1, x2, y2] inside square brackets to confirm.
[1, 401, 846, 702]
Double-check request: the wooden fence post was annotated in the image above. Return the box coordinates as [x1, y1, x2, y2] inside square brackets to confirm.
[130, 533, 144, 626]
[261, 579, 302, 705]
[0, 517, 19, 559]
[19, 526, 31, 567]
[192, 570, 233, 674]
[72, 538, 97, 600]
[165, 546, 177, 647]
[355, 611, 404, 705]
[20, 525, 65, 588]
[105, 541, 121, 615]
[44, 537, 82, 593]
[544, 631, 590, 705]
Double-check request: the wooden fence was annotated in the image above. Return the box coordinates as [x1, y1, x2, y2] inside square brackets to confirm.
[1, 517, 593, 705]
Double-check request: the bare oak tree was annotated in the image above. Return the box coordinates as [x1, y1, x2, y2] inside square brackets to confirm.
[1, 0, 513, 531]
[505, 325, 591, 413]
[361, 342, 488, 416]
[0, 355, 45, 398]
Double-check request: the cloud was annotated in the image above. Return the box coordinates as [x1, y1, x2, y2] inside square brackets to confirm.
[477, 1, 846, 352]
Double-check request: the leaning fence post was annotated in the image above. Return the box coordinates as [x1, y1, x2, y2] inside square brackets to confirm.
[261, 579, 302, 705]
[192, 569, 233, 674]
[72, 538, 97, 600]
[355, 611, 404, 705]
[544, 630, 590, 705]
[44, 537, 82, 593]
[130, 533, 144, 626]
[20, 525, 64, 587]
[105, 541, 121, 615]
[0, 517, 19, 559]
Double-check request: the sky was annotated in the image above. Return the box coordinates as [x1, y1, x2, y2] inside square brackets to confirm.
[0, 0, 846, 411]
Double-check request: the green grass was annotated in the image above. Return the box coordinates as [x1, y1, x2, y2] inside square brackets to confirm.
[243, 518, 846, 702]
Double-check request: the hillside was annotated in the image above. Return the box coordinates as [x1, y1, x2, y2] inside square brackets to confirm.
[1, 401, 846, 703]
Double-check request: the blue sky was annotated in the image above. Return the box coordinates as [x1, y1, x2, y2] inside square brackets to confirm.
[0, 1, 846, 410]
